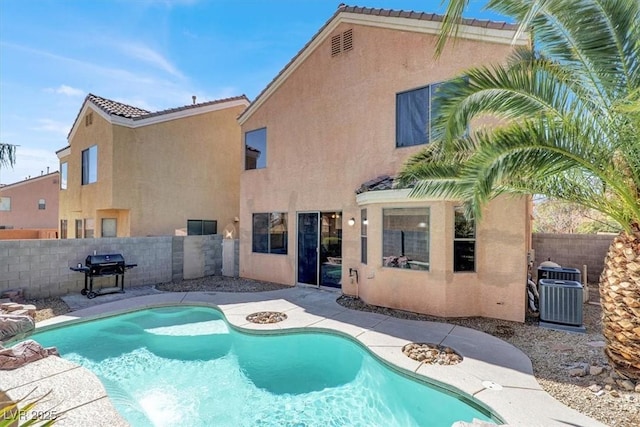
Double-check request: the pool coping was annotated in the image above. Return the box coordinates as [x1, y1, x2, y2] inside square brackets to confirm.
[2, 287, 606, 426]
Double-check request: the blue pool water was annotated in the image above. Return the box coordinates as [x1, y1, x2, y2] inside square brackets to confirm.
[30, 306, 497, 426]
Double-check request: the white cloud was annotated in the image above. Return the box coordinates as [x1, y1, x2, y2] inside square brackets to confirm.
[46, 84, 84, 97]
[116, 43, 184, 79]
[33, 119, 70, 136]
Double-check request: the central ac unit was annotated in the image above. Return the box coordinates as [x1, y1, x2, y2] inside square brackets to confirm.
[538, 279, 585, 333]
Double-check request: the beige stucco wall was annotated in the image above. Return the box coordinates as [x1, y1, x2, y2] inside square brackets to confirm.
[59, 110, 115, 238]
[60, 103, 245, 238]
[0, 172, 60, 231]
[112, 104, 244, 237]
[239, 22, 529, 322]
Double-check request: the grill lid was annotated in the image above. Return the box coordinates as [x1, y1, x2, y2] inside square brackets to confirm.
[85, 254, 125, 266]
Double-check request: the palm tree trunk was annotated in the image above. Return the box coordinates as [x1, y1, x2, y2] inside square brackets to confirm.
[599, 222, 640, 380]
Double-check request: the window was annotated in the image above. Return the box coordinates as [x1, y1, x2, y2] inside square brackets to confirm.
[84, 218, 95, 238]
[361, 209, 367, 264]
[252, 212, 287, 254]
[38, 199, 46, 210]
[60, 162, 68, 190]
[60, 220, 67, 239]
[82, 145, 97, 185]
[75, 219, 83, 239]
[187, 220, 217, 235]
[102, 218, 117, 237]
[454, 207, 476, 272]
[383, 208, 430, 270]
[396, 81, 445, 147]
[245, 128, 266, 170]
[0, 197, 10, 211]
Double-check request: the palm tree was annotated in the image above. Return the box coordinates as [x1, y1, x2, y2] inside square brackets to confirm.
[399, 0, 639, 380]
[0, 143, 17, 168]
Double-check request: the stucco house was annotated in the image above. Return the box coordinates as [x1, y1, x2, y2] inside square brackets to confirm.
[238, 5, 532, 322]
[0, 171, 60, 239]
[57, 94, 248, 238]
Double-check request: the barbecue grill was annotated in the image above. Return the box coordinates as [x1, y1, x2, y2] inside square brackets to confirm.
[70, 254, 137, 299]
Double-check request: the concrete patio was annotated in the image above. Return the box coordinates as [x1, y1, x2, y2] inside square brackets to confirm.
[2, 287, 605, 426]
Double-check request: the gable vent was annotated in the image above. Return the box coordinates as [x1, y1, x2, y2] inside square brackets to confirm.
[331, 29, 354, 57]
[331, 34, 341, 56]
[343, 29, 353, 51]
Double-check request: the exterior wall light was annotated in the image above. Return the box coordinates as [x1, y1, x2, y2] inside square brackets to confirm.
[348, 218, 356, 226]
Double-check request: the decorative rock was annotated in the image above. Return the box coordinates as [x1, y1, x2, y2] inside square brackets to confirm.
[636, 383, 640, 393]
[604, 384, 613, 391]
[603, 376, 616, 385]
[595, 390, 605, 397]
[0, 340, 58, 370]
[610, 390, 620, 398]
[616, 379, 636, 391]
[402, 342, 463, 365]
[246, 311, 287, 324]
[588, 384, 602, 393]
[569, 368, 587, 377]
[0, 315, 35, 341]
[590, 366, 604, 376]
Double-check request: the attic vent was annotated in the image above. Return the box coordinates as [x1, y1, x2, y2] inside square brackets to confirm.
[331, 34, 341, 56]
[331, 29, 354, 57]
[85, 112, 93, 127]
[343, 29, 353, 51]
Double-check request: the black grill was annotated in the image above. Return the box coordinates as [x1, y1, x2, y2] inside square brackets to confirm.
[70, 253, 137, 299]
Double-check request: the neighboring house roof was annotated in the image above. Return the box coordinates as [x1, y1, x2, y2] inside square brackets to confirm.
[0, 171, 59, 189]
[64, 93, 250, 144]
[238, 4, 525, 125]
[88, 94, 151, 119]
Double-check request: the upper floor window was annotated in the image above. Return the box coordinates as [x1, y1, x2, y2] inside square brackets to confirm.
[252, 212, 287, 254]
[0, 197, 10, 211]
[60, 162, 68, 190]
[382, 207, 430, 270]
[396, 81, 445, 148]
[245, 128, 266, 170]
[454, 207, 476, 272]
[82, 145, 97, 185]
[38, 199, 46, 210]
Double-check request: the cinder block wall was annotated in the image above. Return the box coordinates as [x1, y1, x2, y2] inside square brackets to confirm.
[532, 233, 615, 283]
[0, 235, 223, 298]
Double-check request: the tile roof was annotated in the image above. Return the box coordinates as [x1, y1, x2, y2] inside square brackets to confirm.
[66, 93, 249, 140]
[87, 94, 150, 118]
[239, 4, 518, 122]
[339, 5, 518, 30]
[355, 175, 414, 194]
[135, 95, 249, 121]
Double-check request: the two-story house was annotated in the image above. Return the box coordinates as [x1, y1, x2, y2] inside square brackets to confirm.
[238, 5, 532, 322]
[0, 171, 60, 239]
[57, 94, 248, 238]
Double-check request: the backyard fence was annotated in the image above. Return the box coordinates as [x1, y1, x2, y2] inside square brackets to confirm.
[0, 235, 239, 299]
[532, 233, 615, 283]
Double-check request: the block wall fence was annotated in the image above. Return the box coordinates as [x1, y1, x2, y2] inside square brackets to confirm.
[0, 233, 614, 297]
[0, 235, 230, 298]
[532, 233, 615, 283]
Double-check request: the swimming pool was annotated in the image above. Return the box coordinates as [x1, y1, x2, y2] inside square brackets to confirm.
[30, 306, 498, 426]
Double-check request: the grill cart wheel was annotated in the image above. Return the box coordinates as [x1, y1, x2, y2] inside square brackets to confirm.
[81, 289, 87, 295]
[87, 291, 96, 299]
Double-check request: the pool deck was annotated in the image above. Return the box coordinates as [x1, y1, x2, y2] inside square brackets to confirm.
[2, 287, 605, 426]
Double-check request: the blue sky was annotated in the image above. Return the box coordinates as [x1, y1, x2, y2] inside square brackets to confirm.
[0, 0, 509, 185]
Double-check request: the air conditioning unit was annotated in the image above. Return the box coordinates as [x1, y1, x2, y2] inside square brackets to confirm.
[538, 266, 581, 282]
[539, 279, 586, 333]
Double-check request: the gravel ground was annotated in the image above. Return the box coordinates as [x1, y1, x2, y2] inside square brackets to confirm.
[26, 279, 637, 427]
